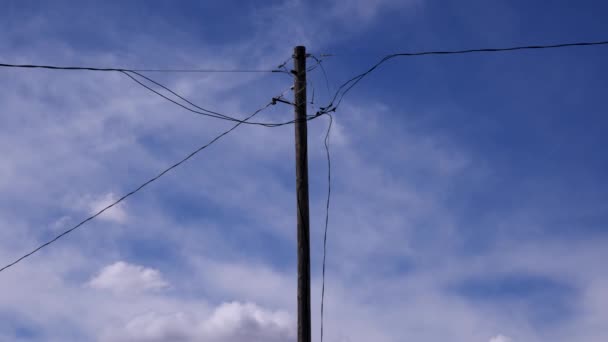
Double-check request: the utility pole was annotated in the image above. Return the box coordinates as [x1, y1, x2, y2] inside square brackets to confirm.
[293, 45, 311, 342]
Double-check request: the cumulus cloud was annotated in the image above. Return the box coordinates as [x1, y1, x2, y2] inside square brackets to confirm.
[108, 311, 194, 342]
[88, 261, 169, 294]
[490, 335, 512, 342]
[4, 2, 608, 342]
[102, 301, 294, 342]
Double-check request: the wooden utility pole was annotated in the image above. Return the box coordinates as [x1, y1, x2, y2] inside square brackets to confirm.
[293, 45, 311, 342]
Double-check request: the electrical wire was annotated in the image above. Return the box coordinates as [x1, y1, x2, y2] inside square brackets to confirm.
[0, 62, 287, 74]
[121, 71, 321, 127]
[121, 71, 236, 121]
[0, 58, 308, 127]
[0, 100, 276, 274]
[132, 69, 285, 73]
[309, 55, 332, 101]
[308, 55, 335, 342]
[320, 113, 332, 342]
[276, 56, 292, 74]
[125, 71, 281, 124]
[0, 52, 323, 274]
[316, 39, 608, 115]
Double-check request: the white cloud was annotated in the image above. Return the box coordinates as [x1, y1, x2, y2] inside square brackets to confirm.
[2, 3, 608, 342]
[88, 261, 169, 294]
[201, 302, 294, 341]
[89, 192, 128, 223]
[490, 335, 512, 342]
[102, 301, 294, 342]
[108, 311, 194, 342]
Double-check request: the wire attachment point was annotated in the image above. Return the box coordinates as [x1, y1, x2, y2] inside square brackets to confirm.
[272, 97, 295, 106]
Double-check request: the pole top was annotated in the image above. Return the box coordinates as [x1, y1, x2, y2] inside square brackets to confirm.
[294, 46, 306, 54]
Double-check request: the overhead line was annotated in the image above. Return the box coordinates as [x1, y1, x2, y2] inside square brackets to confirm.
[315, 39, 608, 115]
[320, 113, 333, 342]
[0, 62, 285, 73]
[319, 40, 608, 58]
[0, 60, 307, 127]
[131, 69, 282, 73]
[0, 100, 275, 274]
[122, 70, 312, 127]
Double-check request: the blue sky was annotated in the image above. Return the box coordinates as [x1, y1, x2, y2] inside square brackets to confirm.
[1, 1, 607, 341]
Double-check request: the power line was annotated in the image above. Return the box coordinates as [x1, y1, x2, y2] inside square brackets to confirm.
[316, 39, 608, 116]
[0, 99, 277, 274]
[320, 113, 332, 342]
[309, 55, 333, 101]
[0, 60, 313, 127]
[122, 71, 237, 121]
[0, 62, 286, 74]
[122, 70, 314, 127]
[5, 38, 602, 275]
[307, 54, 335, 342]
[319, 40, 608, 58]
[313, 39, 608, 338]
[132, 69, 283, 73]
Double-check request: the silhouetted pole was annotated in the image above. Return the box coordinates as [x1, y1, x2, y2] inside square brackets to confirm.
[293, 45, 311, 342]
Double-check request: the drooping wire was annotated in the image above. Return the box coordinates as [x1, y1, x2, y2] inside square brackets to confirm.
[131, 69, 288, 73]
[121, 71, 235, 121]
[309, 55, 333, 102]
[0, 60, 303, 126]
[0, 62, 289, 74]
[123, 70, 292, 125]
[122, 71, 320, 127]
[315, 39, 608, 115]
[307, 54, 335, 342]
[309, 80, 315, 109]
[0, 57, 311, 127]
[0, 99, 277, 274]
[320, 113, 332, 342]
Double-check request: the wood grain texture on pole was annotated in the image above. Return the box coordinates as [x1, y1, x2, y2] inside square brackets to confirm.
[294, 45, 311, 342]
